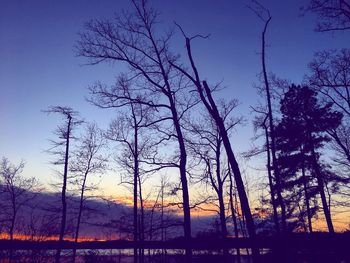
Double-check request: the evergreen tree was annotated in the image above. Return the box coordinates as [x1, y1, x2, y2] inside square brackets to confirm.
[276, 85, 342, 232]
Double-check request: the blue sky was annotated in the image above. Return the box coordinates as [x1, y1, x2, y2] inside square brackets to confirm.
[1, 0, 349, 194]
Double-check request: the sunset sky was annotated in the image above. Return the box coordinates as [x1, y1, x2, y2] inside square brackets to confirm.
[1, 0, 349, 205]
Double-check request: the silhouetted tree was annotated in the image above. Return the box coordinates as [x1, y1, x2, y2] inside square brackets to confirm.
[303, 9, 350, 210]
[0, 157, 39, 263]
[44, 106, 82, 263]
[227, 166, 241, 262]
[170, 26, 259, 262]
[275, 85, 343, 233]
[307, 49, 350, 169]
[70, 123, 107, 263]
[77, 1, 196, 261]
[102, 78, 157, 263]
[185, 99, 240, 259]
[184, 100, 240, 260]
[307, 49, 350, 116]
[303, 0, 350, 32]
[249, 1, 287, 232]
[0, 158, 39, 240]
[275, 122, 319, 232]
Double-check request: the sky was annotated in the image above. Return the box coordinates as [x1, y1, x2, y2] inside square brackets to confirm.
[1, 0, 350, 199]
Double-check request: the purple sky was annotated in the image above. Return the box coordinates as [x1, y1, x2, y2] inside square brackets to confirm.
[1, 0, 349, 193]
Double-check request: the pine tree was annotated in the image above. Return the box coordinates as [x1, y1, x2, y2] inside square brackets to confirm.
[275, 85, 342, 232]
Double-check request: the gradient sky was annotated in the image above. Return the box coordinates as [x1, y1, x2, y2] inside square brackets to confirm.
[1, 0, 349, 196]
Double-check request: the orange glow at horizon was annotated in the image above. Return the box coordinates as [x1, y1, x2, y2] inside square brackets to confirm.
[107, 194, 220, 217]
[102, 194, 349, 232]
[0, 233, 121, 242]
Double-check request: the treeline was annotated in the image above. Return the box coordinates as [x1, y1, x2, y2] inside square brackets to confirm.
[1, 1, 350, 263]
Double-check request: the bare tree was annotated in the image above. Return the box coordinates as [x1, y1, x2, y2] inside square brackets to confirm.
[303, 2, 350, 217]
[0, 158, 39, 240]
[303, 0, 350, 32]
[307, 49, 350, 117]
[185, 99, 240, 259]
[44, 106, 82, 263]
[0, 157, 39, 263]
[102, 79, 157, 263]
[77, 1, 196, 261]
[227, 166, 241, 262]
[306, 49, 350, 186]
[70, 123, 107, 263]
[249, 1, 287, 232]
[170, 26, 259, 261]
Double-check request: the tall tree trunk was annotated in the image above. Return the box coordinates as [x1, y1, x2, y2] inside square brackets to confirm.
[229, 170, 241, 263]
[55, 115, 71, 263]
[263, 118, 280, 233]
[152, 31, 192, 259]
[301, 148, 313, 233]
[9, 208, 15, 241]
[8, 207, 16, 263]
[235, 187, 250, 256]
[175, 35, 257, 260]
[311, 148, 334, 233]
[175, 35, 255, 261]
[201, 81, 259, 262]
[168, 95, 192, 262]
[261, 17, 287, 232]
[161, 177, 165, 262]
[217, 186, 228, 236]
[134, 124, 139, 263]
[214, 141, 229, 260]
[72, 163, 90, 263]
[138, 174, 144, 263]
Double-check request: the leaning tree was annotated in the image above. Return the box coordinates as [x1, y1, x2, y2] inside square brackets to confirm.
[169, 25, 259, 261]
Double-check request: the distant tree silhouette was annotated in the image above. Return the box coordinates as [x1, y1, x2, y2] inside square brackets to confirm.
[275, 85, 343, 233]
[0, 157, 39, 263]
[70, 122, 107, 263]
[0, 158, 39, 240]
[44, 106, 82, 263]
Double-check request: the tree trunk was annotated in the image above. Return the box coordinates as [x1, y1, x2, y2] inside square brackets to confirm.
[138, 174, 144, 263]
[301, 149, 313, 233]
[263, 118, 280, 233]
[229, 170, 241, 263]
[261, 17, 287, 232]
[168, 94, 192, 262]
[214, 141, 229, 260]
[72, 167, 89, 263]
[55, 115, 71, 263]
[178, 36, 254, 261]
[8, 207, 16, 263]
[201, 81, 259, 262]
[9, 208, 16, 241]
[161, 179, 165, 262]
[311, 149, 334, 233]
[134, 124, 139, 263]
